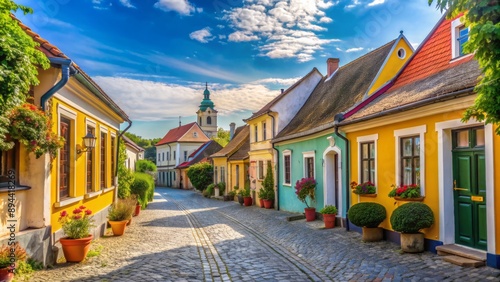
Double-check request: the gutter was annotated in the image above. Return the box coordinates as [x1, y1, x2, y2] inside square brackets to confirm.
[333, 113, 350, 231]
[41, 58, 78, 110]
[267, 112, 279, 210]
[116, 120, 133, 179]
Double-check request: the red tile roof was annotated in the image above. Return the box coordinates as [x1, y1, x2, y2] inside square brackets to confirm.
[156, 122, 198, 146]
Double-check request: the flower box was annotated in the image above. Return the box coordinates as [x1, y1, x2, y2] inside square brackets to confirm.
[394, 196, 425, 202]
[359, 193, 377, 198]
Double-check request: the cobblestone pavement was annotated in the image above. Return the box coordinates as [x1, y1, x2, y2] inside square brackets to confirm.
[28, 187, 500, 282]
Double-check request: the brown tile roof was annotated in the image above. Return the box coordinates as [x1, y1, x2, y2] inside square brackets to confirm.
[14, 15, 129, 121]
[244, 68, 322, 122]
[176, 140, 223, 169]
[228, 136, 250, 161]
[122, 135, 144, 152]
[274, 40, 396, 141]
[211, 125, 249, 158]
[343, 16, 481, 124]
[156, 122, 200, 146]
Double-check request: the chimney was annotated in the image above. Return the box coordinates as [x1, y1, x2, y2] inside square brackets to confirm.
[280, 89, 284, 94]
[179, 116, 181, 127]
[327, 58, 339, 77]
[229, 122, 236, 140]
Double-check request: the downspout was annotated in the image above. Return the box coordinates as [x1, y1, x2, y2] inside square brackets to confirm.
[41, 58, 77, 110]
[267, 112, 279, 210]
[333, 113, 350, 231]
[167, 144, 172, 186]
[116, 120, 133, 181]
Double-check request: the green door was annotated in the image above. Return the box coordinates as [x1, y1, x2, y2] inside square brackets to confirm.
[452, 127, 487, 250]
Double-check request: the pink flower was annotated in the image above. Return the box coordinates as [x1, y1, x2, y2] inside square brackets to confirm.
[60, 210, 67, 217]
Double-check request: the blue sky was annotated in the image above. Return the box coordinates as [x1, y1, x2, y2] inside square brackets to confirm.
[16, 0, 443, 139]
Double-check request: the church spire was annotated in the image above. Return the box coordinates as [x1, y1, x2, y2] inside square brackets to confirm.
[199, 82, 214, 111]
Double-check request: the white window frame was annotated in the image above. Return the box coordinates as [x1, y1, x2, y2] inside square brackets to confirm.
[302, 151, 315, 179]
[357, 134, 378, 190]
[394, 125, 426, 195]
[283, 150, 292, 186]
[451, 17, 469, 60]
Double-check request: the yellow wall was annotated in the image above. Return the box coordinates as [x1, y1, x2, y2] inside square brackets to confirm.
[367, 38, 413, 95]
[212, 156, 227, 184]
[228, 159, 248, 192]
[495, 129, 500, 254]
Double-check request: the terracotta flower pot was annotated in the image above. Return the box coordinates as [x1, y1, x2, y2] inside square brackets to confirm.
[259, 198, 265, 208]
[263, 199, 273, 209]
[362, 227, 383, 242]
[243, 196, 252, 206]
[304, 207, 316, 221]
[109, 220, 128, 236]
[59, 234, 93, 263]
[127, 217, 132, 226]
[0, 267, 14, 282]
[322, 213, 336, 228]
[134, 204, 141, 216]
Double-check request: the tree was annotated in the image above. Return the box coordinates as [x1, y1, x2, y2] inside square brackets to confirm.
[429, 0, 500, 134]
[261, 163, 275, 200]
[186, 162, 213, 191]
[0, 0, 50, 150]
[212, 127, 230, 147]
[117, 140, 134, 199]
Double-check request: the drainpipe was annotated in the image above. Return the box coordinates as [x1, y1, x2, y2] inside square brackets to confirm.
[167, 144, 172, 186]
[333, 113, 350, 231]
[41, 58, 77, 110]
[267, 112, 279, 210]
[116, 120, 133, 185]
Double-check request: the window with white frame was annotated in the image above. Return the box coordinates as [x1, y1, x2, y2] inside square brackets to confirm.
[302, 151, 315, 179]
[451, 17, 469, 59]
[184, 150, 188, 161]
[57, 105, 77, 203]
[394, 125, 426, 194]
[283, 150, 292, 186]
[357, 134, 378, 185]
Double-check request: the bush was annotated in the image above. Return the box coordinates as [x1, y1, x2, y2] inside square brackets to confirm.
[319, 205, 337, 214]
[118, 141, 134, 198]
[136, 159, 157, 173]
[390, 202, 434, 233]
[218, 182, 225, 195]
[107, 200, 134, 221]
[131, 172, 154, 208]
[348, 202, 386, 228]
[187, 162, 213, 191]
[205, 183, 215, 197]
[262, 164, 275, 200]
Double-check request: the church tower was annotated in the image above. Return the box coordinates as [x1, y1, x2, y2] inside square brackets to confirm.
[196, 83, 218, 137]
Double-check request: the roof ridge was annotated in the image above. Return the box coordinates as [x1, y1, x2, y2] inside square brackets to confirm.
[335, 39, 396, 73]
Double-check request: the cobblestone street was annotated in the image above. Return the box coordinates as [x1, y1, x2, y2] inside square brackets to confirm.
[29, 188, 500, 282]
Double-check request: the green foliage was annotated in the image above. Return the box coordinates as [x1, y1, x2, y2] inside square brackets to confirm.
[261, 164, 275, 200]
[319, 205, 337, 215]
[218, 181, 225, 195]
[86, 244, 103, 258]
[204, 183, 215, 197]
[0, 242, 27, 268]
[123, 132, 160, 163]
[390, 203, 434, 233]
[351, 181, 376, 195]
[118, 140, 134, 199]
[211, 127, 230, 147]
[58, 206, 94, 239]
[186, 162, 213, 191]
[388, 184, 421, 199]
[429, 0, 500, 135]
[131, 172, 154, 208]
[136, 159, 157, 173]
[107, 199, 134, 221]
[144, 146, 157, 164]
[348, 202, 386, 228]
[0, 0, 50, 149]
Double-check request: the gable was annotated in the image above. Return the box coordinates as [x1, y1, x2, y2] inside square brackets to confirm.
[178, 124, 210, 142]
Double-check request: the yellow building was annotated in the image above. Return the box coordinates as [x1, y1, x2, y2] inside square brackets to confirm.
[341, 16, 500, 268]
[0, 21, 130, 265]
[211, 124, 250, 196]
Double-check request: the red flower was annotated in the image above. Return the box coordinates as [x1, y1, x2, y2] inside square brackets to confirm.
[73, 208, 82, 214]
[60, 210, 67, 217]
[85, 209, 92, 215]
[79, 205, 86, 210]
[73, 215, 82, 220]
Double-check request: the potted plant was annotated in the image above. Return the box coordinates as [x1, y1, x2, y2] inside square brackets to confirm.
[234, 186, 244, 205]
[351, 181, 376, 196]
[348, 202, 386, 242]
[390, 202, 434, 253]
[224, 190, 236, 201]
[388, 184, 423, 201]
[108, 200, 134, 236]
[257, 188, 266, 208]
[262, 164, 275, 209]
[319, 205, 337, 228]
[295, 177, 317, 221]
[241, 184, 252, 206]
[58, 206, 94, 262]
[0, 243, 27, 282]
[122, 196, 138, 225]
[130, 194, 141, 217]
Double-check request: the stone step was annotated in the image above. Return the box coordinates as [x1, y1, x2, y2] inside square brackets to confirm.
[436, 244, 486, 261]
[443, 255, 485, 268]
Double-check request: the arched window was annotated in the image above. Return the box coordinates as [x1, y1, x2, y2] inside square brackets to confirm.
[207, 116, 212, 125]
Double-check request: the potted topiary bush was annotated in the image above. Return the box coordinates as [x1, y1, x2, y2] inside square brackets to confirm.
[319, 205, 337, 229]
[295, 177, 317, 221]
[390, 202, 434, 253]
[348, 202, 386, 242]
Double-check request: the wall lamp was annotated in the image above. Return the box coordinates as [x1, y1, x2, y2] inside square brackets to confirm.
[77, 132, 97, 154]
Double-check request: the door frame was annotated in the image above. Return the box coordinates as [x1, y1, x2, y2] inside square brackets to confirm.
[323, 139, 343, 218]
[436, 119, 495, 253]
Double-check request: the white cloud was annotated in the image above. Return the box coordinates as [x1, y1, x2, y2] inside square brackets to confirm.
[154, 0, 196, 15]
[367, 0, 385, 7]
[335, 47, 343, 51]
[94, 77, 297, 121]
[217, 24, 225, 29]
[196, 7, 203, 13]
[222, 0, 339, 62]
[119, 0, 136, 8]
[345, 47, 364, 52]
[218, 34, 227, 39]
[189, 27, 215, 43]
[345, 0, 360, 9]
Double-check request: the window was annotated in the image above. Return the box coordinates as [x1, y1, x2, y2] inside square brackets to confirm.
[207, 116, 212, 125]
[193, 132, 198, 138]
[361, 142, 375, 183]
[254, 124, 258, 143]
[235, 165, 239, 185]
[162, 152, 165, 161]
[221, 166, 225, 183]
[100, 132, 107, 189]
[86, 126, 95, 193]
[158, 153, 160, 162]
[262, 122, 267, 140]
[214, 166, 218, 184]
[111, 136, 116, 186]
[283, 150, 291, 185]
[394, 125, 426, 194]
[451, 17, 469, 59]
[184, 151, 188, 161]
[173, 151, 176, 162]
[0, 144, 19, 189]
[302, 151, 315, 179]
[59, 117, 71, 199]
[397, 48, 406, 59]
[167, 151, 170, 161]
[258, 161, 264, 180]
